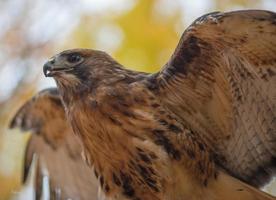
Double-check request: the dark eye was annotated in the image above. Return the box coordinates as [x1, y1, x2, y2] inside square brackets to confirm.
[67, 54, 82, 63]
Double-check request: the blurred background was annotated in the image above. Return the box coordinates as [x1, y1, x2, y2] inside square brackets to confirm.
[0, 0, 275, 199]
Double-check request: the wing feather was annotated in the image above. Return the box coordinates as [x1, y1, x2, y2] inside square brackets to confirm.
[10, 88, 99, 199]
[149, 10, 276, 187]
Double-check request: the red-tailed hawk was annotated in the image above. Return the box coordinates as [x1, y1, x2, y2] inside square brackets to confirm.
[10, 88, 99, 199]
[13, 10, 276, 200]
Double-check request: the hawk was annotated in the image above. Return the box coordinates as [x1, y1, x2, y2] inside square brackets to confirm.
[13, 10, 276, 200]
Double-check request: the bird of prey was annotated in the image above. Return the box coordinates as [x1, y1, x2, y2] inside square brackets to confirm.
[12, 10, 276, 200]
[10, 88, 99, 199]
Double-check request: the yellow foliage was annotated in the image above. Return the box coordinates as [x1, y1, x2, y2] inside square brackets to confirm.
[113, 0, 181, 72]
[0, 130, 30, 200]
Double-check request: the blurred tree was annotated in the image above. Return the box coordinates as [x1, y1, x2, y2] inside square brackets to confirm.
[214, 0, 260, 10]
[113, 0, 181, 72]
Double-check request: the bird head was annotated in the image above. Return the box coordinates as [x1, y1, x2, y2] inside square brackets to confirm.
[44, 49, 121, 77]
[43, 49, 126, 93]
[43, 50, 85, 78]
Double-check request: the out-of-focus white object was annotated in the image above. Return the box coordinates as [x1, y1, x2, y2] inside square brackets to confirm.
[39, 157, 50, 200]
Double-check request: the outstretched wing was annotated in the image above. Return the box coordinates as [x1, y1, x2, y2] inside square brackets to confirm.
[10, 88, 99, 199]
[149, 10, 276, 187]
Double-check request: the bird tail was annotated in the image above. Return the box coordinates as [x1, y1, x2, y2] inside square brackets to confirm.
[207, 171, 275, 200]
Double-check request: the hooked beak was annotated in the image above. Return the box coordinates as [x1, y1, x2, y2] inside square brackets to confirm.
[43, 62, 54, 77]
[43, 59, 74, 77]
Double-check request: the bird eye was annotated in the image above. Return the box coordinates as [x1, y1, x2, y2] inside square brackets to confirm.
[67, 54, 82, 63]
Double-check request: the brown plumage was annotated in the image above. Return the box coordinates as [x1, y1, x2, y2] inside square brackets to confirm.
[12, 10, 276, 200]
[10, 88, 99, 199]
